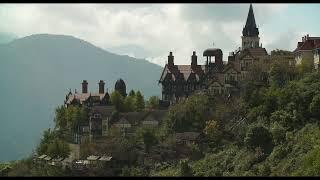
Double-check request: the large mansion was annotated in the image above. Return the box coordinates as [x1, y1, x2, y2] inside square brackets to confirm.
[159, 4, 272, 104]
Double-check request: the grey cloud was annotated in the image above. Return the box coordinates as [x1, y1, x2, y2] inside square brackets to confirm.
[180, 4, 249, 22]
[265, 29, 300, 52]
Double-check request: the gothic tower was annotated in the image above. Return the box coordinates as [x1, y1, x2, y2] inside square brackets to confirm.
[241, 4, 260, 50]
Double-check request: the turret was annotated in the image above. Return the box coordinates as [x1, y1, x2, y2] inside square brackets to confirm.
[98, 80, 105, 94]
[168, 52, 174, 67]
[191, 51, 197, 68]
[82, 80, 88, 93]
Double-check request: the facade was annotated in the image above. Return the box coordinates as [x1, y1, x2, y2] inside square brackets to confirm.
[293, 34, 320, 69]
[159, 4, 271, 104]
[65, 79, 127, 143]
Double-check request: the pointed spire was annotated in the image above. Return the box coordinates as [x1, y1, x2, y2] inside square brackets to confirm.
[242, 3, 259, 37]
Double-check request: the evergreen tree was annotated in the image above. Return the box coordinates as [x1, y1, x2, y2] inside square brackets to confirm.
[146, 96, 159, 109]
[135, 91, 145, 112]
[129, 90, 136, 97]
[124, 95, 136, 112]
[110, 91, 125, 112]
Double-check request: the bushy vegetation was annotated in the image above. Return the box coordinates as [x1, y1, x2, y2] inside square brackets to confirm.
[150, 62, 320, 176]
[7, 53, 320, 176]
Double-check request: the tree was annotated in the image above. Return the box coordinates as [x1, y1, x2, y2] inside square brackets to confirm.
[36, 129, 70, 159]
[188, 143, 204, 161]
[129, 90, 136, 97]
[136, 128, 158, 153]
[121, 166, 147, 176]
[37, 129, 56, 155]
[165, 93, 210, 132]
[110, 91, 125, 112]
[271, 49, 293, 56]
[54, 105, 67, 130]
[270, 110, 301, 131]
[309, 94, 320, 117]
[146, 96, 159, 109]
[47, 139, 70, 158]
[293, 147, 320, 176]
[269, 60, 296, 88]
[203, 120, 222, 143]
[124, 95, 136, 112]
[110, 111, 120, 124]
[270, 122, 286, 145]
[180, 159, 193, 176]
[296, 59, 314, 75]
[244, 126, 274, 154]
[135, 91, 145, 112]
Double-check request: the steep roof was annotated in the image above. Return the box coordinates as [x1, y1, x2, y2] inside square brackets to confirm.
[115, 117, 131, 125]
[65, 92, 108, 105]
[159, 64, 205, 83]
[87, 155, 100, 161]
[294, 36, 320, 52]
[90, 105, 115, 118]
[222, 63, 241, 73]
[242, 4, 259, 37]
[239, 48, 268, 59]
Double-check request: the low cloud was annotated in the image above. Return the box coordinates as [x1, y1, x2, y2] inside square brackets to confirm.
[0, 3, 293, 67]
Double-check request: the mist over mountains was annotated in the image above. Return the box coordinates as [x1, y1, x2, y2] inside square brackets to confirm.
[0, 34, 163, 161]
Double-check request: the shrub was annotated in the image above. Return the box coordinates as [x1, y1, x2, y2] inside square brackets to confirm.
[244, 126, 274, 154]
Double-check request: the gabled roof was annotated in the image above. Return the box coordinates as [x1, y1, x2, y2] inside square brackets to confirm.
[52, 157, 65, 162]
[99, 156, 112, 161]
[38, 155, 47, 159]
[44, 156, 52, 161]
[143, 114, 157, 122]
[115, 117, 131, 125]
[90, 106, 115, 118]
[207, 77, 223, 87]
[222, 63, 241, 73]
[66, 92, 107, 105]
[120, 111, 149, 125]
[87, 155, 100, 161]
[294, 37, 320, 52]
[159, 64, 205, 83]
[239, 48, 268, 59]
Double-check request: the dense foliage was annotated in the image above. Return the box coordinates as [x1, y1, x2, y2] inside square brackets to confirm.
[150, 63, 320, 176]
[6, 51, 320, 176]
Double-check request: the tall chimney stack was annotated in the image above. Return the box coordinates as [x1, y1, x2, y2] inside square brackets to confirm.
[191, 51, 197, 67]
[98, 80, 105, 94]
[168, 52, 174, 67]
[82, 80, 88, 93]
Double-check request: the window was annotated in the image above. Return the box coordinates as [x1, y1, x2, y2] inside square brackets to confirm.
[94, 114, 101, 118]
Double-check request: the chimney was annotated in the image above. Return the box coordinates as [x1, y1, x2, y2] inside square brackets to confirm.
[168, 52, 174, 67]
[82, 80, 88, 93]
[307, 34, 309, 39]
[98, 80, 105, 94]
[191, 51, 197, 67]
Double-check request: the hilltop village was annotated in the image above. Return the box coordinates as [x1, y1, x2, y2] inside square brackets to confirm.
[6, 4, 320, 177]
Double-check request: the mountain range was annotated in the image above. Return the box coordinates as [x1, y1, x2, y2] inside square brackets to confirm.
[0, 34, 163, 161]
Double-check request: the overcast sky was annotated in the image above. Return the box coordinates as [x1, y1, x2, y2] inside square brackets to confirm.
[0, 3, 319, 66]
